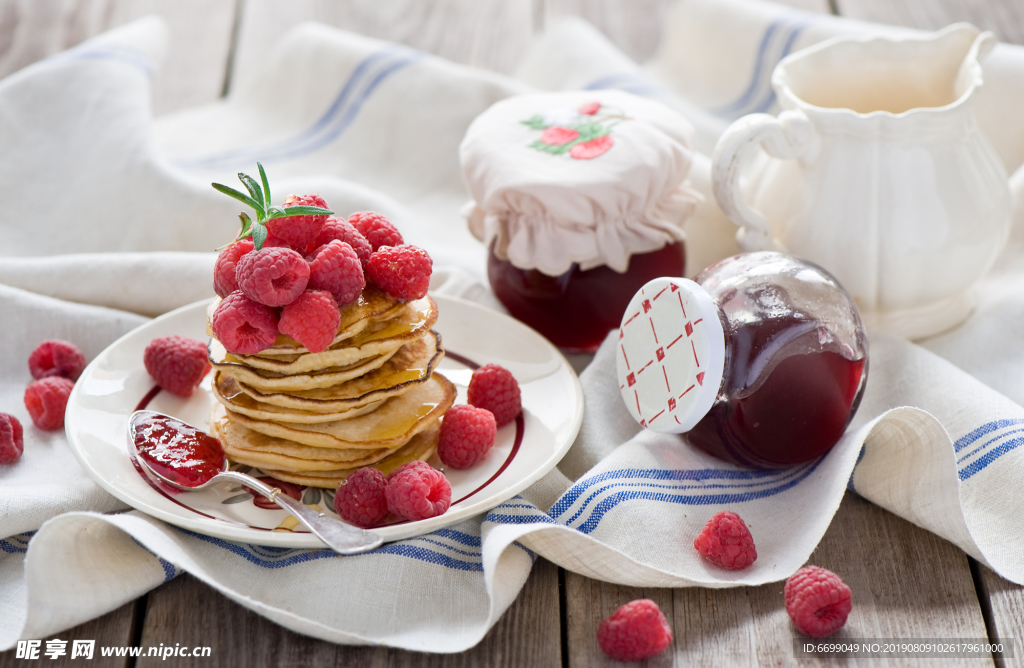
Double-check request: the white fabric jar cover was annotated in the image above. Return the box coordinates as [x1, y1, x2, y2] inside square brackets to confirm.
[459, 90, 702, 275]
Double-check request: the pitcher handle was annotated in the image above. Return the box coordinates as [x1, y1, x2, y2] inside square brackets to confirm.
[712, 110, 817, 252]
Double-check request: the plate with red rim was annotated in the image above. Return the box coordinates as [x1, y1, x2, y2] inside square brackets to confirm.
[65, 293, 584, 547]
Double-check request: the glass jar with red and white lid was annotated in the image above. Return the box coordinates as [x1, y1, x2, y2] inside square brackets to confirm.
[460, 90, 701, 352]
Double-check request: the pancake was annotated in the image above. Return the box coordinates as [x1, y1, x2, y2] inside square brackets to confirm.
[226, 372, 456, 450]
[211, 372, 387, 424]
[259, 424, 441, 488]
[232, 331, 443, 412]
[205, 285, 404, 353]
[231, 296, 437, 374]
[210, 340, 400, 392]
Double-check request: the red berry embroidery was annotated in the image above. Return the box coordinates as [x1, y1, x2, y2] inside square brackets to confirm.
[539, 126, 579, 146]
[569, 135, 614, 160]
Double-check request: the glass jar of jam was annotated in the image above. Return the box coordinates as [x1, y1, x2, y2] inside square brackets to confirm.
[461, 90, 701, 352]
[616, 252, 868, 467]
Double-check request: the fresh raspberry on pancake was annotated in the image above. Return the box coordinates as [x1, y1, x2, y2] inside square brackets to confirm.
[278, 290, 341, 353]
[213, 239, 255, 298]
[235, 247, 310, 307]
[211, 291, 280, 355]
[24, 377, 74, 431]
[143, 336, 211, 398]
[265, 194, 330, 249]
[308, 240, 365, 306]
[314, 217, 372, 268]
[349, 211, 403, 251]
[366, 244, 432, 301]
[28, 339, 87, 381]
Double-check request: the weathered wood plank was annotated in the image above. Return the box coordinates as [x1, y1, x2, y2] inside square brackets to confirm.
[565, 493, 991, 667]
[837, 0, 1024, 45]
[0, 600, 140, 668]
[136, 557, 561, 667]
[230, 0, 534, 94]
[0, 0, 238, 113]
[974, 564, 1023, 666]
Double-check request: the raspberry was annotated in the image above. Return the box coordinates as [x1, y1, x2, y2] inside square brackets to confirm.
[278, 290, 340, 353]
[385, 460, 451, 521]
[437, 404, 496, 469]
[24, 377, 74, 431]
[334, 467, 389, 528]
[28, 339, 86, 381]
[314, 217, 372, 268]
[213, 239, 254, 298]
[143, 336, 211, 398]
[693, 510, 757, 570]
[596, 599, 673, 661]
[366, 244, 432, 301]
[265, 194, 330, 249]
[0, 414, 24, 464]
[211, 291, 280, 355]
[308, 240, 365, 306]
[349, 211, 403, 251]
[466, 364, 521, 427]
[235, 247, 310, 307]
[785, 565, 852, 637]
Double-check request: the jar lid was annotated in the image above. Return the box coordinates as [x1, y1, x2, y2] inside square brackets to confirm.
[460, 90, 701, 275]
[616, 277, 726, 433]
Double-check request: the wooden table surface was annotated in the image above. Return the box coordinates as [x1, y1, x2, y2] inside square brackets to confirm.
[1, 1, 1023, 666]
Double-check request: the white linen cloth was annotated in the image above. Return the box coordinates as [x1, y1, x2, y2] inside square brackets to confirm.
[2, 0, 1024, 652]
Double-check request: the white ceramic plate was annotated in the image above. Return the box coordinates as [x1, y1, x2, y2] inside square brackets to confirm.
[65, 294, 584, 547]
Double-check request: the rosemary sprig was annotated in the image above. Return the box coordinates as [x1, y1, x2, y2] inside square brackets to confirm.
[212, 162, 333, 250]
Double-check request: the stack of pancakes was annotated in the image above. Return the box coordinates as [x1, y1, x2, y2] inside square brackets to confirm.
[206, 286, 455, 488]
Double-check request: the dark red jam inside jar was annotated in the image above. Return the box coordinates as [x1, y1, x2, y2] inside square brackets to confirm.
[488, 241, 685, 352]
[685, 253, 868, 468]
[133, 414, 226, 487]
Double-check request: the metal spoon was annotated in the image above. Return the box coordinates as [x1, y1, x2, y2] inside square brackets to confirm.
[127, 410, 383, 555]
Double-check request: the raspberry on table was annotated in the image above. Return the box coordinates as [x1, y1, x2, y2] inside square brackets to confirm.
[438, 404, 496, 469]
[28, 339, 87, 381]
[211, 291, 280, 355]
[24, 377, 74, 431]
[0, 413, 24, 464]
[385, 460, 451, 521]
[349, 211, 403, 251]
[143, 336, 212, 398]
[467, 364, 521, 427]
[334, 467, 389, 528]
[235, 246, 310, 307]
[785, 565, 852, 637]
[693, 510, 757, 570]
[308, 240, 365, 307]
[213, 239, 255, 298]
[278, 290, 341, 353]
[596, 599, 673, 662]
[315, 217, 372, 268]
[265, 194, 330, 249]
[366, 244, 432, 301]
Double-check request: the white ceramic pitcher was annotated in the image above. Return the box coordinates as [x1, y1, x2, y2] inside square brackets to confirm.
[712, 24, 1011, 340]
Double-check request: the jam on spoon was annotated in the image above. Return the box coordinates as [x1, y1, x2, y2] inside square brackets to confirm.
[127, 410, 383, 555]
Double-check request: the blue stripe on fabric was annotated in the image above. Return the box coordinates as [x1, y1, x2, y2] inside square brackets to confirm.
[558, 462, 814, 527]
[748, 20, 810, 114]
[47, 44, 153, 76]
[174, 527, 481, 571]
[570, 458, 823, 534]
[550, 464, 807, 519]
[959, 435, 1024, 481]
[430, 527, 482, 547]
[130, 537, 180, 582]
[953, 419, 1024, 452]
[0, 531, 34, 554]
[712, 18, 783, 115]
[847, 444, 866, 494]
[957, 426, 1024, 463]
[486, 513, 558, 526]
[176, 45, 421, 170]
